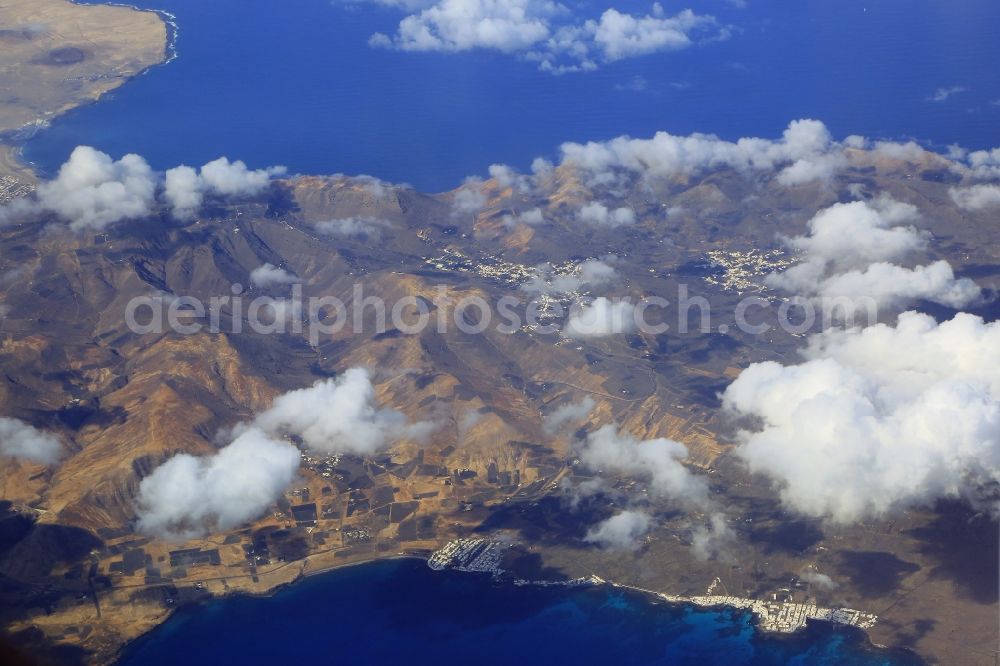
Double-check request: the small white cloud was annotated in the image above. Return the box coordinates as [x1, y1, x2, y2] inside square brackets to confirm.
[452, 182, 488, 216]
[927, 86, 968, 103]
[801, 571, 837, 590]
[578, 202, 635, 227]
[585, 509, 651, 550]
[502, 207, 545, 227]
[315, 216, 389, 240]
[249, 263, 299, 288]
[563, 297, 636, 338]
[691, 512, 735, 561]
[615, 75, 648, 92]
[543, 397, 595, 434]
[950, 184, 1000, 210]
[165, 157, 285, 220]
[578, 424, 709, 505]
[964, 146, 1000, 179]
[522, 259, 618, 295]
[0, 417, 62, 465]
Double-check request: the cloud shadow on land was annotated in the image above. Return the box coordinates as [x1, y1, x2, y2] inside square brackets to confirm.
[836, 550, 921, 599]
[905, 501, 999, 605]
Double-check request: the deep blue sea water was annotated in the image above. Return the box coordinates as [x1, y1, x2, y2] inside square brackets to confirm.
[21, 0, 1000, 191]
[118, 559, 920, 666]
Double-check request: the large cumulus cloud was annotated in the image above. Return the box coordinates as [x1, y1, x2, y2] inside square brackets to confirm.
[766, 198, 981, 313]
[1, 148, 285, 229]
[136, 427, 301, 540]
[15, 146, 157, 231]
[165, 157, 286, 219]
[252, 368, 434, 456]
[136, 368, 428, 539]
[722, 311, 1000, 523]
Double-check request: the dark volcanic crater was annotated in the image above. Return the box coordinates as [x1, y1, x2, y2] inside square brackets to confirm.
[33, 46, 89, 66]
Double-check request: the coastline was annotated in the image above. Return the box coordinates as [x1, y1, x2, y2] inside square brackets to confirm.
[72, 1, 179, 65]
[0, 0, 173, 180]
[112, 553, 923, 665]
[602, 581, 924, 664]
[108, 553, 427, 664]
[108, 551, 424, 664]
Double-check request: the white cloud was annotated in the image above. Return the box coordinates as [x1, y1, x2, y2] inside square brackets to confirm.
[370, 0, 557, 52]
[522, 259, 618, 295]
[615, 75, 648, 92]
[452, 182, 488, 216]
[965, 147, 1000, 179]
[135, 368, 428, 539]
[871, 140, 927, 162]
[776, 152, 847, 186]
[252, 368, 433, 456]
[927, 86, 968, 103]
[543, 397, 595, 434]
[563, 297, 636, 338]
[578, 202, 635, 227]
[766, 199, 981, 312]
[315, 216, 389, 240]
[368, 0, 724, 73]
[559, 119, 841, 187]
[950, 184, 1000, 210]
[489, 163, 533, 192]
[0, 147, 285, 228]
[163, 166, 203, 220]
[165, 157, 285, 220]
[590, 7, 714, 62]
[249, 263, 299, 288]
[584, 509, 651, 550]
[32, 146, 156, 231]
[0, 417, 62, 465]
[690, 512, 735, 561]
[801, 571, 837, 590]
[502, 207, 545, 227]
[135, 427, 301, 540]
[577, 424, 709, 505]
[722, 311, 1000, 523]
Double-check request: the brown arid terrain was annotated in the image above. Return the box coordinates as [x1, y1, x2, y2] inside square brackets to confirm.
[0, 3, 998, 666]
[0, 147, 997, 664]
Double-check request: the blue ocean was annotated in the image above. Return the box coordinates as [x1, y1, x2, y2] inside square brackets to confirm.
[22, 0, 1000, 191]
[118, 559, 919, 666]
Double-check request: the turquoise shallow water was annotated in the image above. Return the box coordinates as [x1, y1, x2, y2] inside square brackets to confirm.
[21, 0, 1000, 191]
[118, 559, 921, 665]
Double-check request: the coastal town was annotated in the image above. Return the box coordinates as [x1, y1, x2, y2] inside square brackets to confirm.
[428, 540, 878, 636]
[643, 586, 877, 635]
